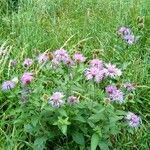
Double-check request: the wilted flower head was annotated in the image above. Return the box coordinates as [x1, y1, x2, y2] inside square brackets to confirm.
[23, 58, 33, 67]
[67, 96, 79, 105]
[124, 82, 135, 91]
[105, 63, 122, 78]
[89, 59, 103, 69]
[85, 67, 105, 83]
[21, 72, 33, 85]
[48, 92, 64, 107]
[38, 52, 49, 63]
[1, 80, 15, 91]
[126, 112, 141, 127]
[10, 59, 17, 67]
[73, 53, 86, 63]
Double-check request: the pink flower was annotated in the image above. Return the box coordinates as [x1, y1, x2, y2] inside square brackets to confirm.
[89, 59, 103, 69]
[63, 57, 74, 66]
[53, 49, 69, 62]
[23, 58, 33, 67]
[48, 92, 64, 107]
[105, 63, 122, 78]
[52, 49, 73, 66]
[21, 72, 33, 85]
[1, 80, 15, 91]
[85, 67, 105, 83]
[67, 96, 79, 105]
[126, 112, 141, 127]
[105, 85, 117, 94]
[38, 52, 49, 63]
[73, 53, 86, 63]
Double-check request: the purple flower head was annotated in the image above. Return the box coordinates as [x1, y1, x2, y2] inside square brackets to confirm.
[67, 96, 79, 105]
[105, 63, 122, 78]
[73, 53, 86, 63]
[105, 85, 117, 94]
[54, 49, 69, 62]
[124, 34, 135, 45]
[85, 67, 105, 83]
[48, 92, 64, 108]
[105, 85, 124, 103]
[109, 89, 124, 103]
[38, 52, 49, 63]
[21, 72, 33, 85]
[89, 59, 103, 69]
[63, 57, 74, 66]
[118, 26, 131, 36]
[124, 82, 135, 91]
[23, 58, 33, 67]
[1, 80, 15, 91]
[126, 112, 141, 127]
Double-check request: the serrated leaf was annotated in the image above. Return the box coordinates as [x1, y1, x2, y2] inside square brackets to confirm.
[72, 132, 85, 145]
[91, 133, 100, 150]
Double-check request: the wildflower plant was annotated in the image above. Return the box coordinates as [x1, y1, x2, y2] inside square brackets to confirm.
[0, 46, 143, 150]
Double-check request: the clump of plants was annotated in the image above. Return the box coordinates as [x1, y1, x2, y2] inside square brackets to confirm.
[1, 43, 142, 149]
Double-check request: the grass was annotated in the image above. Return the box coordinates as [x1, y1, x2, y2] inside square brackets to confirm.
[0, 0, 150, 149]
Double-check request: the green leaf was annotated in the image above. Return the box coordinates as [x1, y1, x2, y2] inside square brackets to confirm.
[60, 124, 67, 136]
[72, 132, 85, 145]
[58, 108, 67, 117]
[88, 108, 105, 123]
[91, 133, 100, 150]
[73, 115, 86, 123]
[24, 124, 34, 134]
[31, 117, 39, 127]
[33, 137, 47, 150]
[99, 141, 109, 150]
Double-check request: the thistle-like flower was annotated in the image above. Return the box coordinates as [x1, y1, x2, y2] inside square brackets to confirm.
[126, 112, 141, 127]
[48, 92, 64, 107]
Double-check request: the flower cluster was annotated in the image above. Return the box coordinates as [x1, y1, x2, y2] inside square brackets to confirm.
[126, 112, 141, 127]
[118, 26, 136, 44]
[0, 46, 141, 128]
[48, 92, 78, 108]
[85, 59, 122, 83]
[105, 85, 124, 103]
[51, 49, 86, 66]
